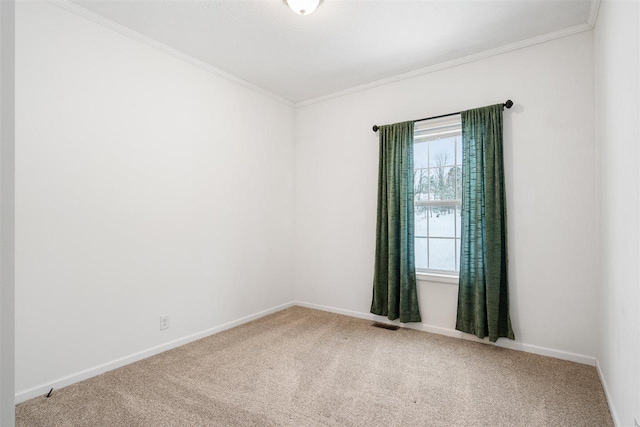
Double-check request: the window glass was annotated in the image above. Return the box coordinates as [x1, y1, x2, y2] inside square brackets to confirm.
[413, 116, 462, 275]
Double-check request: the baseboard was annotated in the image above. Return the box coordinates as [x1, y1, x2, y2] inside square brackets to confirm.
[294, 301, 465, 339]
[15, 300, 600, 405]
[294, 301, 378, 322]
[295, 301, 596, 366]
[596, 359, 620, 426]
[15, 301, 295, 404]
[496, 339, 596, 366]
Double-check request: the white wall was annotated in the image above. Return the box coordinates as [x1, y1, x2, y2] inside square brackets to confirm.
[294, 31, 599, 359]
[15, 1, 294, 396]
[594, 1, 640, 425]
[0, 0, 16, 425]
[15, 2, 637, 423]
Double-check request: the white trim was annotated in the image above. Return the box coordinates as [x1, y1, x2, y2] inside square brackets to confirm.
[587, 0, 602, 28]
[45, 0, 294, 108]
[295, 301, 597, 366]
[14, 302, 295, 404]
[14, 301, 603, 405]
[416, 272, 459, 285]
[45, 0, 602, 109]
[295, 301, 378, 323]
[294, 301, 464, 338]
[46, 0, 601, 109]
[414, 200, 462, 207]
[596, 359, 620, 427]
[295, 22, 593, 108]
[292, 300, 454, 335]
[497, 339, 595, 366]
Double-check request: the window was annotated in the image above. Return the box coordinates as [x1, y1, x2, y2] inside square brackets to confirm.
[413, 115, 462, 276]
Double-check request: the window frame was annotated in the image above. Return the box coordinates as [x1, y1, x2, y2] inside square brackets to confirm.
[413, 115, 462, 281]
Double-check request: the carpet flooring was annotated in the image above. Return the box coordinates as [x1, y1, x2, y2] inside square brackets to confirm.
[16, 306, 613, 426]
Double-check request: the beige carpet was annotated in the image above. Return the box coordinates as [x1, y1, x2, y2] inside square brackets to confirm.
[16, 306, 612, 426]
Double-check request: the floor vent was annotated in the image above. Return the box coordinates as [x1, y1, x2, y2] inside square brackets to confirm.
[372, 322, 400, 331]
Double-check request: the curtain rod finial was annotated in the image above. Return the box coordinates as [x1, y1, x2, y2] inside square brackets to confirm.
[504, 100, 514, 109]
[372, 125, 379, 132]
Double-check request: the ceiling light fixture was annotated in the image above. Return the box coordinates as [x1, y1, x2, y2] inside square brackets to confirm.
[283, 0, 323, 16]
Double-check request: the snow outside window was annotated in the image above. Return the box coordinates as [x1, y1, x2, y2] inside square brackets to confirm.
[413, 115, 462, 276]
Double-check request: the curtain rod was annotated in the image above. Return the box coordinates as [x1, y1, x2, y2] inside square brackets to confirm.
[371, 100, 514, 132]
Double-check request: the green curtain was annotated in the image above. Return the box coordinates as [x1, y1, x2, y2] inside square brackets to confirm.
[456, 104, 514, 342]
[370, 121, 421, 323]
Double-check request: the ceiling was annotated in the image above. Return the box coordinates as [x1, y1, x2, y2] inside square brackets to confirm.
[70, 0, 595, 104]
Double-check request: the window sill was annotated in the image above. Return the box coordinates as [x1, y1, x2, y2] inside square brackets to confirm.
[416, 272, 459, 285]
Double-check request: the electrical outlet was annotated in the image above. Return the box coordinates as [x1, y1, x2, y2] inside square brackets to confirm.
[160, 315, 169, 330]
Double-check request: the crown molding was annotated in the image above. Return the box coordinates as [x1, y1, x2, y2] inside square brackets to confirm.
[46, 0, 295, 108]
[295, 21, 593, 107]
[46, 0, 602, 110]
[587, 0, 602, 28]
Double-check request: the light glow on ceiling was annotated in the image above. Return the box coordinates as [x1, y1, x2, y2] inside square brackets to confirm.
[283, 0, 323, 16]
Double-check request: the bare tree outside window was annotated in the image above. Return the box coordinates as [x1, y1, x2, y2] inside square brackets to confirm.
[413, 120, 462, 274]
